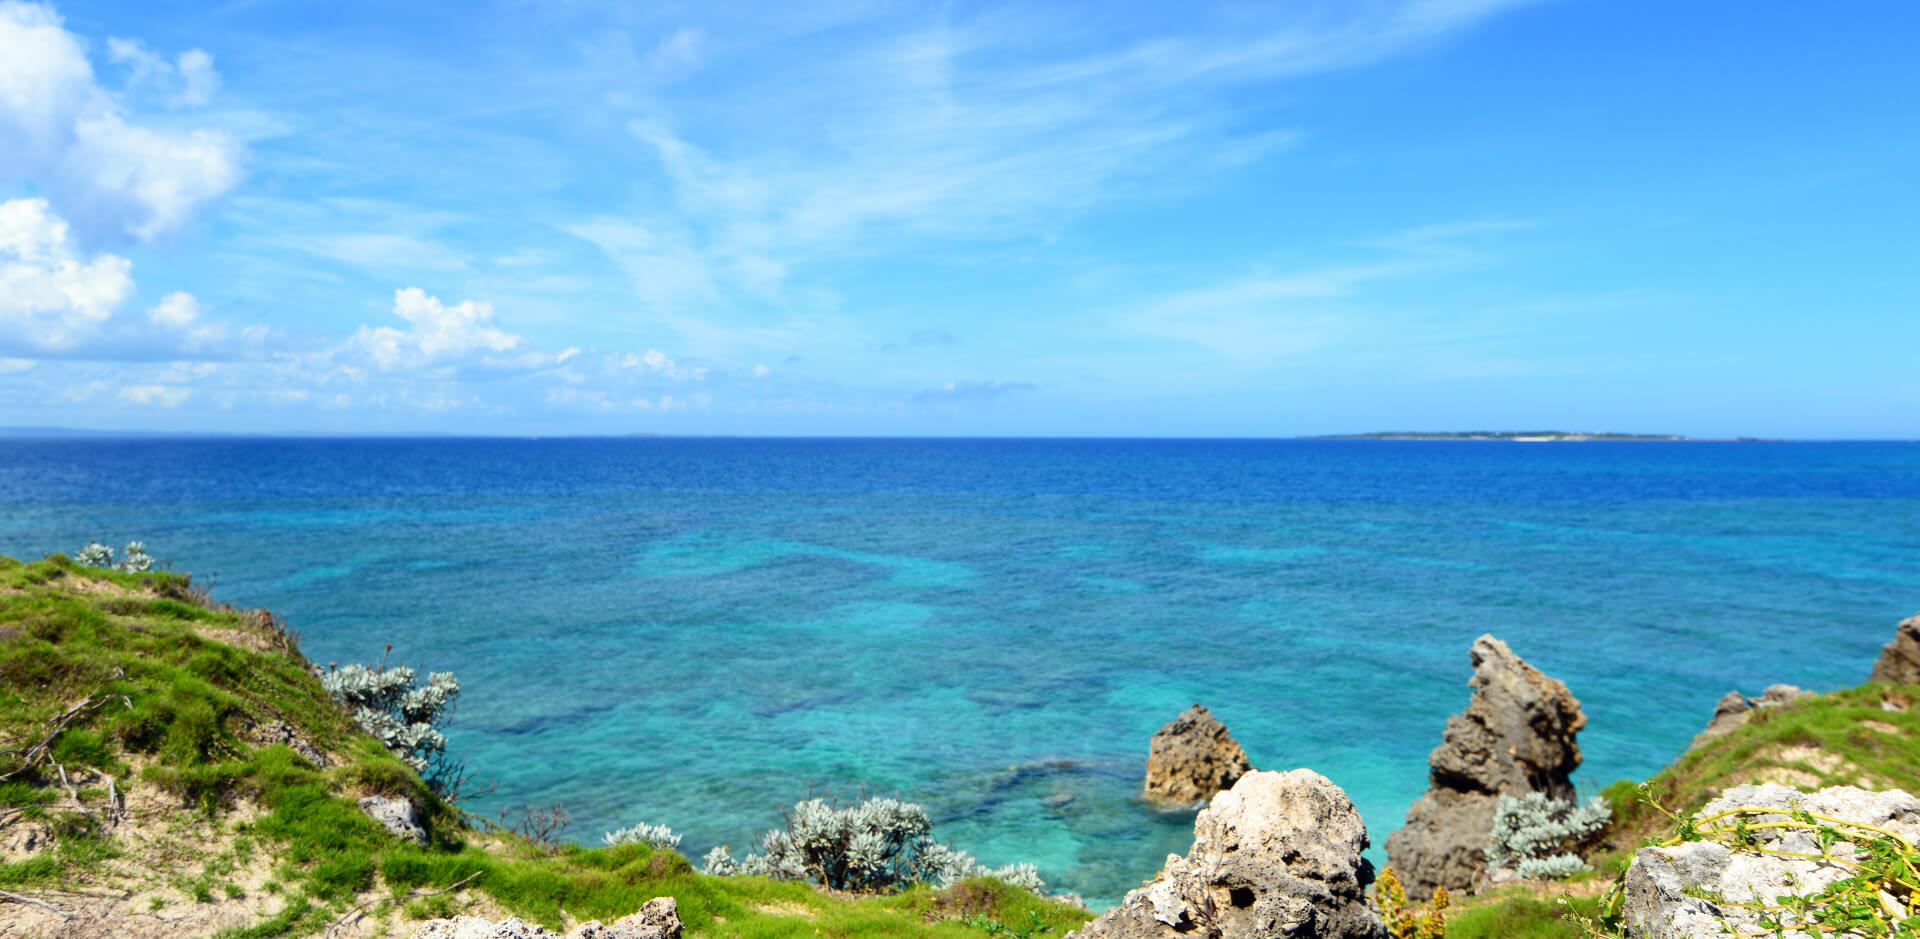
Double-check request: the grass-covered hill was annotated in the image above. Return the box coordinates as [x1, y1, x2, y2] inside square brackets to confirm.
[0, 554, 1095, 938]
[1435, 665, 1920, 939]
[4, 550, 1914, 939]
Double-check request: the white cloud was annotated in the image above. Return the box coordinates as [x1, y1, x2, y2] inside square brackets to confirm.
[345, 288, 530, 372]
[0, 197, 269, 359]
[565, 0, 1532, 329]
[616, 347, 707, 381]
[0, 357, 34, 373]
[0, 2, 242, 243]
[118, 383, 190, 406]
[752, 363, 770, 377]
[0, 197, 134, 349]
[106, 37, 220, 107]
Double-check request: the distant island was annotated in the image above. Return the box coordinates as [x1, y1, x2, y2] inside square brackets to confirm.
[1309, 430, 1770, 441]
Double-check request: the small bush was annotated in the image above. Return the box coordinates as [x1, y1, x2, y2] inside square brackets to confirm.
[74, 540, 154, 572]
[319, 659, 460, 792]
[1486, 792, 1609, 880]
[602, 821, 681, 851]
[719, 794, 1045, 894]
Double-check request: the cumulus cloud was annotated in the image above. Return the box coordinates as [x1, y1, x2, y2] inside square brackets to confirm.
[0, 2, 242, 243]
[616, 347, 708, 380]
[106, 38, 219, 107]
[0, 197, 134, 350]
[344, 288, 535, 372]
[913, 380, 1036, 404]
[118, 383, 190, 406]
[0, 197, 267, 359]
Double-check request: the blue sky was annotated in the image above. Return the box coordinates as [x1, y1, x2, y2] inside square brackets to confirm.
[1, 0, 1914, 437]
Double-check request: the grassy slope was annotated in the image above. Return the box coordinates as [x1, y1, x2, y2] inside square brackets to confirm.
[0, 555, 1093, 938]
[1437, 676, 1920, 939]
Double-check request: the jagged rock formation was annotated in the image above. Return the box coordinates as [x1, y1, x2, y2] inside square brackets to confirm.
[1870, 612, 1920, 684]
[1621, 785, 1920, 938]
[1143, 704, 1254, 805]
[1070, 769, 1387, 939]
[1383, 635, 1585, 899]
[1686, 684, 1811, 752]
[411, 897, 683, 939]
[360, 795, 427, 844]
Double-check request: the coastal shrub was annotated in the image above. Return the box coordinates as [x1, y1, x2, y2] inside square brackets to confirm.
[319, 660, 461, 792]
[700, 845, 739, 876]
[723, 794, 1046, 894]
[1486, 792, 1609, 879]
[74, 540, 154, 572]
[603, 821, 682, 851]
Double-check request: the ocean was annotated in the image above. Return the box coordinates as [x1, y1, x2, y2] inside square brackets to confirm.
[2, 437, 1916, 908]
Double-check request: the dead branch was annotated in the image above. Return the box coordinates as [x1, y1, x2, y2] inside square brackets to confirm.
[0, 889, 74, 919]
[324, 869, 483, 936]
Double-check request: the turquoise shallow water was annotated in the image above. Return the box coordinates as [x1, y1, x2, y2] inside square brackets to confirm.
[2, 437, 1917, 908]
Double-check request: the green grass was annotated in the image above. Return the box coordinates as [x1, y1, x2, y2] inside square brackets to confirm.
[0, 554, 1094, 937]
[1598, 682, 1920, 858]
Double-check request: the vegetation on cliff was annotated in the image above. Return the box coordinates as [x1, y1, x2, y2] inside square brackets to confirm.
[0, 554, 1091, 938]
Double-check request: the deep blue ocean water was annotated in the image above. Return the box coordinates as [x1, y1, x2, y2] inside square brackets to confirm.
[3, 437, 1918, 908]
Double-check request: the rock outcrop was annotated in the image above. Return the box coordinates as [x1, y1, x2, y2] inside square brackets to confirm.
[1621, 785, 1920, 939]
[1071, 769, 1386, 939]
[411, 897, 683, 939]
[360, 795, 427, 845]
[1144, 704, 1254, 805]
[1686, 684, 1811, 752]
[1383, 635, 1585, 898]
[1870, 612, 1920, 684]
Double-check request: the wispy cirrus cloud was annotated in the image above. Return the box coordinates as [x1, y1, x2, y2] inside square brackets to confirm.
[914, 380, 1037, 404]
[564, 0, 1540, 348]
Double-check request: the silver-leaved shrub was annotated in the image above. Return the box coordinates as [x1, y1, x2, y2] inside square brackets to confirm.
[711, 795, 1045, 894]
[604, 821, 683, 851]
[75, 540, 152, 572]
[320, 663, 460, 792]
[1486, 791, 1609, 880]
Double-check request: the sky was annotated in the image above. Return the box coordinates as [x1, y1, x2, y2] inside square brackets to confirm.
[0, 0, 1915, 437]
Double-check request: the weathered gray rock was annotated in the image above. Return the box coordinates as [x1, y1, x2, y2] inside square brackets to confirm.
[1622, 784, 1920, 938]
[1871, 612, 1920, 685]
[410, 898, 683, 939]
[1384, 635, 1585, 898]
[1686, 684, 1812, 752]
[359, 795, 426, 845]
[1071, 769, 1387, 939]
[1143, 704, 1254, 805]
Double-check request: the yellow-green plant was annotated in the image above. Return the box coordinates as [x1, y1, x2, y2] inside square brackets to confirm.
[1377, 865, 1448, 939]
[1568, 784, 1920, 938]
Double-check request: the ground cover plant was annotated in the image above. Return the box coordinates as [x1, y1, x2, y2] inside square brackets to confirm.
[0, 553, 1092, 938]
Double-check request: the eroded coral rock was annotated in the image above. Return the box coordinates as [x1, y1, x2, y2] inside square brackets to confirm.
[1871, 612, 1920, 685]
[1621, 785, 1920, 939]
[1686, 684, 1811, 752]
[359, 795, 426, 845]
[1072, 769, 1386, 939]
[1383, 635, 1585, 898]
[1143, 704, 1254, 806]
[409, 898, 683, 939]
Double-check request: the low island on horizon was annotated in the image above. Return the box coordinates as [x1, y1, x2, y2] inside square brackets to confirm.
[1308, 430, 1778, 442]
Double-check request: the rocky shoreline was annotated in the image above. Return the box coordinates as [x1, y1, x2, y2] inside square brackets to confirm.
[1041, 610, 1920, 939]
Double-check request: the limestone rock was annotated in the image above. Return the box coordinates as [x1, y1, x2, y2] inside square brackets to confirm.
[1871, 612, 1920, 685]
[360, 795, 426, 845]
[1384, 635, 1585, 898]
[1071, 769, 1387, 939]
[1621, 784, 1920, 938]
[410, 898, 682, 939]
[1686, 684, 1812, 752]
[1143, 704, 1254, 805]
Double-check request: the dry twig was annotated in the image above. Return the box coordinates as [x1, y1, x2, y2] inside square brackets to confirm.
[323, 869, 484, 936]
